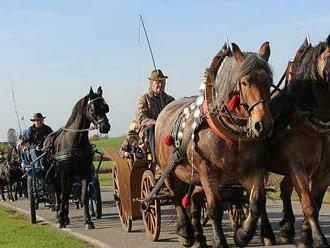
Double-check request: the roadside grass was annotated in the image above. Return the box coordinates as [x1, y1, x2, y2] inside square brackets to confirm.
[99, 173, 112, 187]
[267, 186, 330, 204]
[0, 207, 92, 248]
[92, 136, 125, 153]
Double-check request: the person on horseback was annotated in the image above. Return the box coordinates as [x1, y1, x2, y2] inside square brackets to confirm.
[22, 113, 53, 169]
[135, 69, 174, 165]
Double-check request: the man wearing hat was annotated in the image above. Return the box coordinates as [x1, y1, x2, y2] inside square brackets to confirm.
[135, 69, 175, 164]
[22, 113, 53, 168]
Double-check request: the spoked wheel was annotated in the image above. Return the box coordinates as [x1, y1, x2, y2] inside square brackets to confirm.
[89, 179, 102, 219]
[201, 201, 209, 227]
[112, 163, 132, 232]
[228, 203, 248, 230]
[27, 175, 36, 224]
[141, 170, 161, 241]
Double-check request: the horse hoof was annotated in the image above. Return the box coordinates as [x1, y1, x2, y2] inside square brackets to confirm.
[278, 236, 294, 245]
[179, 236, 194, 247]
[261, 237, 276, 246]
[65, 219, 70, 225]
[193, 235, 207, 248]
[85, 223, 95, 230]
[57, 223, 66, 229]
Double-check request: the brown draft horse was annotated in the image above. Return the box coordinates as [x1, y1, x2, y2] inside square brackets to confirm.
[155, 42, 273, 248]
[261, 35, 330, 248]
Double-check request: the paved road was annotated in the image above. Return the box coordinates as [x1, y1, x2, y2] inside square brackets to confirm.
[1, 186, 329, 248]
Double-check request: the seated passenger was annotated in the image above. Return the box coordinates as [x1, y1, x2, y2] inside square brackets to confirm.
[119, 122, 145, 160]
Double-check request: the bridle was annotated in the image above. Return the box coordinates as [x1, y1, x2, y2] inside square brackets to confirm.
[63, 96, 109, 133]
[203, 50, 272, 143]
[236, 80, 269, 114]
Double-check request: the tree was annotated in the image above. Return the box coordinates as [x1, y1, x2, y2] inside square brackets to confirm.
[7, 128, 17, 146]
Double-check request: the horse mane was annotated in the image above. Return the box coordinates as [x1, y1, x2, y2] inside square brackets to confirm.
[214, 52, 272, 107]
[296, 41, 327, 81]
[65, 95, 89, 127]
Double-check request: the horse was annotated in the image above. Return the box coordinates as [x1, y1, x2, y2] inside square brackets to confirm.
[260, 35, 330, 248]
[155, 42, 273, 248]
[44, 86, 110, 229]
[0, 158, 24, 201]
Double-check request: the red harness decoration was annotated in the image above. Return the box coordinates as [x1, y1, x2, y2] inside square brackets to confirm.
[227, 93, 240, 111]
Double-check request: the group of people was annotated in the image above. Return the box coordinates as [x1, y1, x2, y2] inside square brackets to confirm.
[11, 68, 173, 168]
[119, 69, 174, 163]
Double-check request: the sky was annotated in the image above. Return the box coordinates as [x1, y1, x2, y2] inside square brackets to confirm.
[0, 0, 329, 141]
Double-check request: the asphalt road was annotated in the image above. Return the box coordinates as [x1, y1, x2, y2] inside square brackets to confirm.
[1, 186, 329, 248]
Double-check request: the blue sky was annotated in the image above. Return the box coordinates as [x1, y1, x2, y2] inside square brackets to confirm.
[0, 0, 329, 141]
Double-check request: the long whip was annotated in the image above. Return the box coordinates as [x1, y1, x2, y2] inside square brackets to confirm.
[139, 14, 157, 70]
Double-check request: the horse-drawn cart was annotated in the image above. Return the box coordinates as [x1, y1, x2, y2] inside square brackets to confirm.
[105, 146, 174, 241]
[26, 147, 104, 224]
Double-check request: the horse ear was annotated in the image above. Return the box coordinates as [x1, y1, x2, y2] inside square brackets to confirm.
[327, 34, 330, 48]
[89, 86, 94, 97]
[96, 86, 103, 96]
[299, 37, 310, 51]
[231, 43, 245, 63]
[259, 41, 270, 61]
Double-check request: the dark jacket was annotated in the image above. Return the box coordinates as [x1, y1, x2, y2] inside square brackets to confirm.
[23, 124, 53, 149]
[135, 89, 175, 127]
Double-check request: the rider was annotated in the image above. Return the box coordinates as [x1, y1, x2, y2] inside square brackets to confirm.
[22, 113, 53, 169]
[135, 69, 175, 165]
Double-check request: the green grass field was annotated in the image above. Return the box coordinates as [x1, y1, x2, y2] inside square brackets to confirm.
[92, 136, 124, 186]
[92, 136, 125, 154]
[0, 208, 92, 248]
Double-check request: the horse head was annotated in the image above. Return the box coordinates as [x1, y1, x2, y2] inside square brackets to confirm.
[86, 86, 111, 134]
[289, 34, 330, 119]
[215, 42, 273, 138]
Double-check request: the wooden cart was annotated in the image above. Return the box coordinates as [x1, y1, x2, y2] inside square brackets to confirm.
[104, 146, 165, 240]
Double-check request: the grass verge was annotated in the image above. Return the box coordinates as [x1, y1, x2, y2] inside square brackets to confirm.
[0, 207, 92, 248]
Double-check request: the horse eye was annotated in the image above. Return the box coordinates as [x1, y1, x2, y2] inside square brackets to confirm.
[241, 81, 247, 87]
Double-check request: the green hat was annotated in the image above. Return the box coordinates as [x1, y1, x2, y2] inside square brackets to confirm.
[148, 69, 168, 81]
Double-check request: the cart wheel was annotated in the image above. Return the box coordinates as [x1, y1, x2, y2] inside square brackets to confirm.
[89, 180, 102, 219]
[201, 201, 209, 227]
[141, 170, 161, 241]
[228, 203, 248, 230]
[112, 163, 132, 232]
[27, 176, 36, 224]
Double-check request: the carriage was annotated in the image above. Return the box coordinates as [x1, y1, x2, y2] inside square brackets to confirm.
[104, 143, 251, 242]
[26, 147, 104, 224]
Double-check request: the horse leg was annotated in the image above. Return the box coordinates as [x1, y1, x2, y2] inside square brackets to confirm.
[260, 200, 276, 246]
[58, 172, 70, 228]
[234, 171, 265, 247]
[290, 167, 329, 248]
[278, 176, 295, 244]
[298, 182, 329, 248]
[0, 182, 5, 201]
[165, 177, 194, 247]
[81, 178, 94, 229]
[199, 176, 227, 248]
[7, 182, 14, 201]
[191, 186, 207, 248]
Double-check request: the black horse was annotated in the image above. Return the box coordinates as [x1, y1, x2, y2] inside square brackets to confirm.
[0, 159, 24, 201]
[44, 86, 110, 229]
